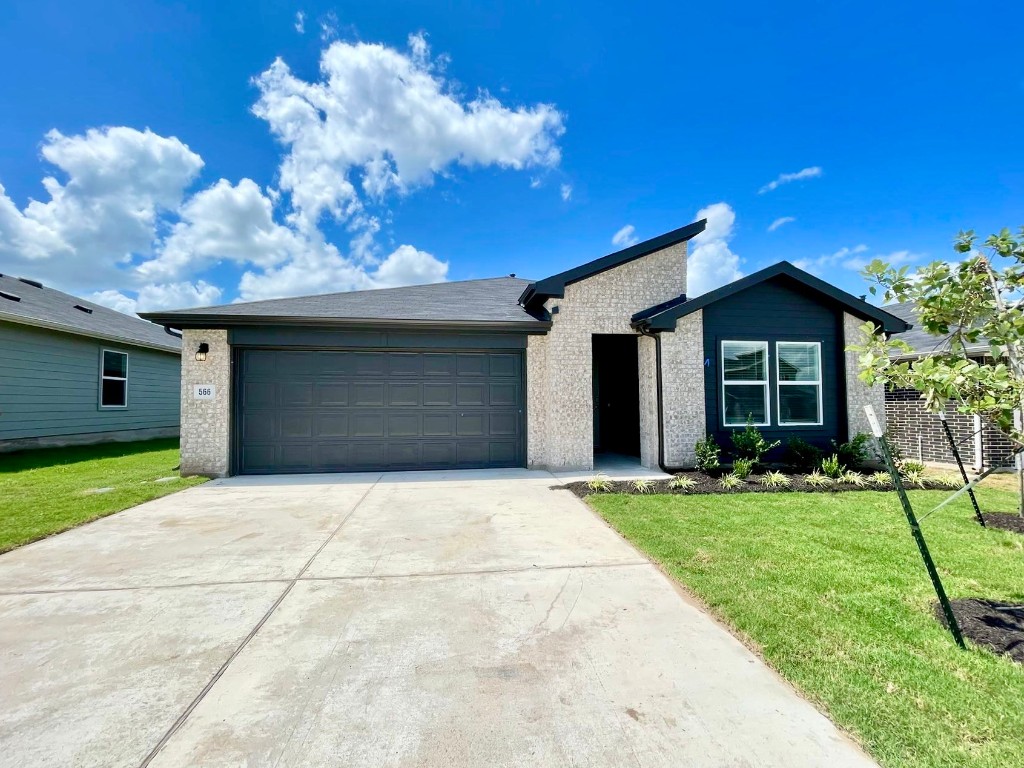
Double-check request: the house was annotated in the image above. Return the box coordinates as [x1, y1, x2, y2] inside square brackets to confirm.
[0, 274, 182, 452]
[884, 301, 1017, 471]
[141, 221, 908, 477]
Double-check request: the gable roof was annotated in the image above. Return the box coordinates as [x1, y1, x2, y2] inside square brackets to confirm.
[884, 301, 993, 358]
[0, 274, 181, 353]
[518, 219, 707, 311]
[630, 261, 911, 333]
[141, 277, 549, 332]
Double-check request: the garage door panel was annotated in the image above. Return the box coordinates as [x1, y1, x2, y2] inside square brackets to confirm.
[237, 349, 524, 474]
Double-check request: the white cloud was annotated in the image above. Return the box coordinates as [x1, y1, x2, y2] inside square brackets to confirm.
[758, 166, 822, 194]
[252, 34, 564, 231]
[611, 224, 638, 248]
[560, 183, 572, 201]
[319, 11, 338, 42]
[794, 245, 923, 277]
[0, 33, 562, 310]
[687, 202, 743, 296]
[294, 11, 305, 34]
[767, 216, 795, 232]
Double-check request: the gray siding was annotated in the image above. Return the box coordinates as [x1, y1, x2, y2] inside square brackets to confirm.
[0, 321, 181, 441]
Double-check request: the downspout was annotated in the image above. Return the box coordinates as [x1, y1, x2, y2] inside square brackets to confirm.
[639, 327, 670, 474]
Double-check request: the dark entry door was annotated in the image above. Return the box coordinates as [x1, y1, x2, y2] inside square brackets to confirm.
[593, 335, 640, 456]
[235, 349, 525, 474]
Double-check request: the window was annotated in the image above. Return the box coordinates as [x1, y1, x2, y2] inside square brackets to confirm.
[721, 341, 769, 426]
[100, 350, 128, 408]
[776, 342, 822, 425]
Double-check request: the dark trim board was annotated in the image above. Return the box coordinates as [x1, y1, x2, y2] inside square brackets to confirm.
[230, 345, 527, 475]
[228, 327, 529, 349]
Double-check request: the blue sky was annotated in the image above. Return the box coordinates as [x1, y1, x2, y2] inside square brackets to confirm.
[0, 1, 1021, 313]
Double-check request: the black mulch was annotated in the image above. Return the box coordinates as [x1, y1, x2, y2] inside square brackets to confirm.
[558, 471, 951, 498]
[935, 599, 1024, 664]
[982, 513, 1024, 535]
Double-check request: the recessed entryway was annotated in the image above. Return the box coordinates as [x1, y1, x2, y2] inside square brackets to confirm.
[592, 334, 640, 460]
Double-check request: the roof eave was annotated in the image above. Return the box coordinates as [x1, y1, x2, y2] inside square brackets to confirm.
[0, 310, 181, 354]
[139, 313, 552, 334]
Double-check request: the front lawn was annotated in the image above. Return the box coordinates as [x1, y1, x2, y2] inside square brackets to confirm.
[0, 439, 206, 553]
[589, 485, 1024, 768]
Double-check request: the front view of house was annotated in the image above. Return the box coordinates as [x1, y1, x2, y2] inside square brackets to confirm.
[143, 220, 909, 477]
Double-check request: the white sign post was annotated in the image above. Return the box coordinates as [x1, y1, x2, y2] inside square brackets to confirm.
[193, 384, 216, 400]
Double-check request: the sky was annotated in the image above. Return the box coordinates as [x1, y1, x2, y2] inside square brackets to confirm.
[0, 1, 1021, 314]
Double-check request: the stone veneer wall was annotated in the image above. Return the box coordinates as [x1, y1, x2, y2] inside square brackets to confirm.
[526, 242, 687, 471]
[843, 312, 886, 439]
[179, 328, 231, 477]
[660, 310, 706, 467]
[637, 334, 659, 468]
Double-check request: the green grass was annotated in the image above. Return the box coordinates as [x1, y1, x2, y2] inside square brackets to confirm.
[0, 439, 206, 553]
[589, 485, 1024, 768]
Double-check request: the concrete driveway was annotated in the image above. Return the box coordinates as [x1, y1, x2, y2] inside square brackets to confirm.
[0, 469, 876, 768]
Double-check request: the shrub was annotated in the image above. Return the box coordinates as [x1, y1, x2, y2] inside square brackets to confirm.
[831, 433, 873, 470]
[731, 417, 781, 463]
[732, 457, 755, 479]
[719, 473, 743, 490]
[840, 470, 867, 487]
[760, 471, 792, 489]
[869, 471, 892, 488]
[630, 478, 654, 494]
[695, 433, 722, 472]
[804, 471, 833, 488]
[901, 460, 926, 476]
[586, 474, 612, 492]
[783, 437, 823, 472]
[934, 473, 964, 489]
[820, 454, 844, 479]
[668, 475, 697, 491]
[902, 469, 926, 488]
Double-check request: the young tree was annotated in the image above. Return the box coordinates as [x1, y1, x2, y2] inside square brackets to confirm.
[850, 227, 1024, 513]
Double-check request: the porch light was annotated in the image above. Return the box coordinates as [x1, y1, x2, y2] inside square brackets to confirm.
[195, 342, 209, 362]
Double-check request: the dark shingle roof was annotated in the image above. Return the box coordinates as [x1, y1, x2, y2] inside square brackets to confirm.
[885, 302, 991, 357]
[0, 274, 181, 353]
[141, 277, 548, 330]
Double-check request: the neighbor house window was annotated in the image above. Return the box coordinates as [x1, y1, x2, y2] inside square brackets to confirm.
[721, 341, 769, 426]
[776, 341, 822, 425]
[100, 350, 128, 408]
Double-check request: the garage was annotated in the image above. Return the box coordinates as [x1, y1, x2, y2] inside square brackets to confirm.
[234, 347, 525, 474]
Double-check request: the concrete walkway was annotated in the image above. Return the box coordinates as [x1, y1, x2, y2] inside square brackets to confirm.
[0, 469, 877, 768]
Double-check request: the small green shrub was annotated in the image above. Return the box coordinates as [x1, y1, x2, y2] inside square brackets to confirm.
[731, 417, 781, 463]
[668, 475, 697, 491]
[719, 473, 743, 490]
[783, 437, 823, 472]
[630, 478, 654, 494]
[902, 469, 926, 488]
[934, 473, 964, 489]
[832, 433, 873, 470]
[840, 470, 867, 487]
[901, 460, 926, 476]
[586, 474, 612, 492]
[869, 471, 892, 488]
[804, 470, 833, 488]
[820, 454, 844, 479]
[694, 433, 721, 472]
[760, 471, 792, 489]
[732, 457, 755, 479]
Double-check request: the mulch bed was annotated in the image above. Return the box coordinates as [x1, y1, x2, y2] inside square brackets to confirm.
[935, 599, 1024, 664]
[558, 471, 952, 498]
[982, 513, 1024, 535]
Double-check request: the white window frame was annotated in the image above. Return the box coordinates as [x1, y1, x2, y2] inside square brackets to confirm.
[775, 341, 823, 426]
[721, 340, 770, 427]
[99, 349, 129, 409]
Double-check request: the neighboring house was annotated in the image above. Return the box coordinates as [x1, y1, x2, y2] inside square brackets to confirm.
[884, 301, 1016, 470]
[0, 274, 182, 452]
[142, 220, 908, 477]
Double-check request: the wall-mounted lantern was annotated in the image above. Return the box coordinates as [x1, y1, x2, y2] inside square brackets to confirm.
[195, 342, 209, 362]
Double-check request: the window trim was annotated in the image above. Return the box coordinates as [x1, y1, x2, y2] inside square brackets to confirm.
[775, 341, 823, 426]
[720, 340, 770, 428]
[99, 349, 129, 409]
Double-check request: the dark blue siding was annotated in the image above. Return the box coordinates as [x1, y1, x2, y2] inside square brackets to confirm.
[701, 277, 847, 457]
[0, 321, 181, 441]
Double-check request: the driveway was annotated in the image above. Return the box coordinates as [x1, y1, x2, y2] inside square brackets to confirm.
[0, 469, 876, 768]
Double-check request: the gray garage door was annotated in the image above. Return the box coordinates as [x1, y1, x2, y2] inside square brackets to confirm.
[235, 349, 525, 474]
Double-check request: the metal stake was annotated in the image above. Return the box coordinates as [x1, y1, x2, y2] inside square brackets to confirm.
[864, 407, 966, 649]
[937, 412, 986, 527]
